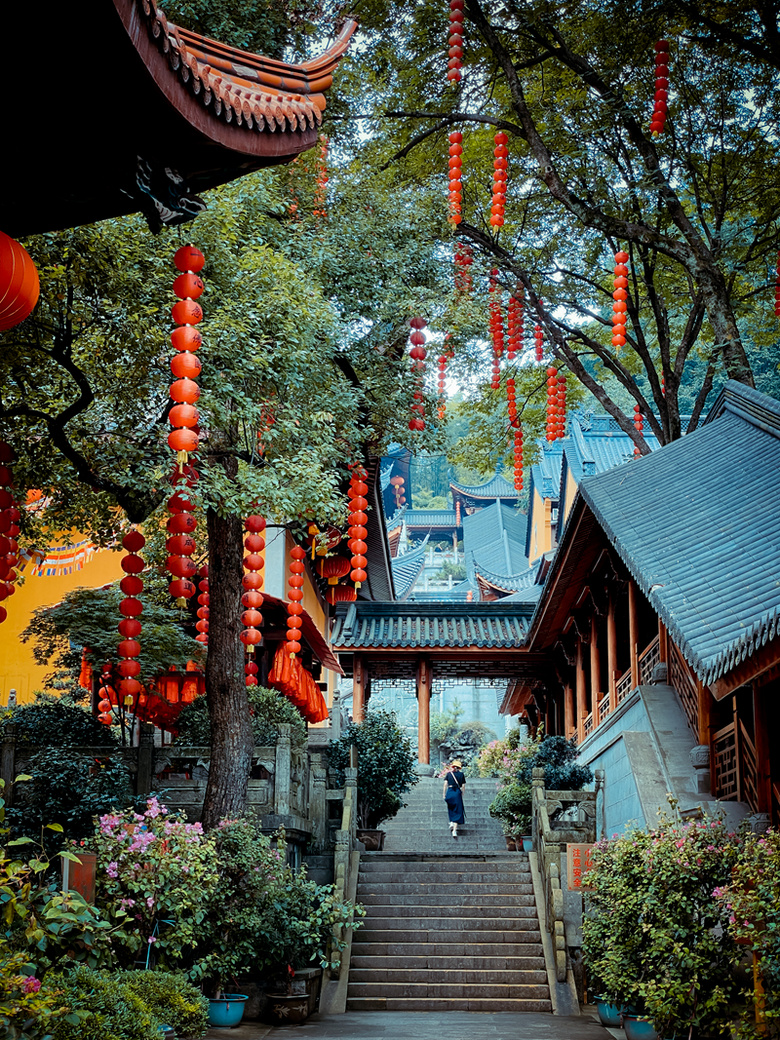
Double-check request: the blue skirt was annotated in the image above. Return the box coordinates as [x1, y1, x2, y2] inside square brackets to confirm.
[445, 788, 465, 824]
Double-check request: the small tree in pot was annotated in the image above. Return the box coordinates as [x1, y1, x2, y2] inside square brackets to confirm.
[328, 710, 418, 837]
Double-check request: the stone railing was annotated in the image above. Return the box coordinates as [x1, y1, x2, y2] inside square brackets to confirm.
[531, 766, 603, 982]
[330, 766, 358, 976]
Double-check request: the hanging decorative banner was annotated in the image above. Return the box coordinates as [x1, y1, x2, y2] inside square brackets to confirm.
[491, 132, 508, 228]
[612, 250, 629, 352]
[488, 269, 504, 390]
[555, 373, 567, 439]
[448, 132, 463, 225]
[117, 529, 145, 710]
[408, 317, 427, 431]
[633, 404, 643, 457]
[241, 515, 266, 674]
[447, 0, 464, 84]
[649, 41, 670, 136]
[313, 135, 329, 220]
[348, 466, 369, 590]
[0, 441, 19, 623]
[170, 245, 204, 471]
[196, 564, 209, 646]
[286, 544, 307, 657]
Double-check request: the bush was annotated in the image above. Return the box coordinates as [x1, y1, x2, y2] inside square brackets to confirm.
[517, 735, 592, 790]
[118, 971, 208, 1040]
[328, 709, 418, 829]
[8, 748, 134, 846]
[488, 781, 532, 835]
[43, 966, 160, 1040]
[0, 952, 74, 1040]
[175, 685, 307, 749]
[1, 702, 117, 747]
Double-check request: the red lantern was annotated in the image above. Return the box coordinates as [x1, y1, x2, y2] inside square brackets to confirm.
[317, 555, 352, 584]
[326, 584, 358, 605]
[454, 241, 473, 293]
[286, 544, 307, 657]
[649, 41, 670, 136]
[612, 250, 630, 349]
[775, 250, 780, 318]
[633, 403, 643, 457]
[448, 131, 463, 225]
[169, 248, 203, 474]
[195, 565, 209, 646]
[488, 270, 504, 389]
[0, 231, 40, 331]
[348, 467, 369, 590]
[241, 517, 264, 678]
[507, 291, 522, 362]
[408, 317, 427, 430]
[117, 526, 145, 708]
[447, 0, 464, 84]
[490, 132, 508, 229]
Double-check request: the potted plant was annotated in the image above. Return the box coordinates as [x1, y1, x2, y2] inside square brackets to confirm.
[328, 709, 418, 849]
[488, 781, 531, 851]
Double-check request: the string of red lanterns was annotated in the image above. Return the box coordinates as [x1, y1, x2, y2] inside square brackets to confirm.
[448, 131, 463, 226]
[545, 366, 559, 441]
[447, 0, 464, 84]
[612, 249, 629, 352]
[97, 663, 116, 726]
[286, 544, 307, 657]
[348, 467, 369, 590]
[241, 515, 266, 678]
[491, 132, 508, 228]
[512, 426, 524, 492]
[313, 135, 329, 220]
[196, 564, 209, 646]
[437, 350, 448, 419]
[389, 474, 405, 509]
[775, 251, 780, 317]
[534, 318, 544, 363]
[489, 269, 504, 389]
[507, 292, 522, 362]
[0, 442, 19, 623]
[115, 528, 145, 718]
[633, 404, 643, 457]
[555, 373, 567, 439]
[454, 241, 473, 293]
[408, 317, 427, 431]
[650, 40, 670, 136]
[166, 468, 198, 607]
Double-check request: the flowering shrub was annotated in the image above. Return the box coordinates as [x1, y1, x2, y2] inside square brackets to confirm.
[0, 953, 77, 1040]
[583, 813, 740, 1037]
[89, 797, 219, 968]
[475, 728, 536, 781]
[717, 828, 780, 1037]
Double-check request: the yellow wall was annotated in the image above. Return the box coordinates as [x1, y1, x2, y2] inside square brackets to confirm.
[562, 469, 579, 528]
[528, 488, 554, 564]
[0, 547, 123, 706]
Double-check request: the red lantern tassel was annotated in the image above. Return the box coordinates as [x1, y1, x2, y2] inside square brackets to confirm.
[0, 441, 20, 623]
[348, 466, 369, 591]
[241, 515, 266, 674]
[286, 544, 306, 657]
[447, 0, 464, 84]
[650, 40, 670, 136]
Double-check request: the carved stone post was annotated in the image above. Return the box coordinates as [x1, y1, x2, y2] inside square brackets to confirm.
[531, 766, 545, 848]
[0, 723, 16, 801]
[274, 724, 292, 816]
[310, 755, 328, 849]
[136, 722, 155, 795]
[344, 765, 358, 842]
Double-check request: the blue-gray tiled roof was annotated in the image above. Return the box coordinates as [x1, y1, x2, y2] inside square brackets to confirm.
[331, 601, 531, 649]
[578, 381, 780, 687]
[405, 509, 459, 528]
[463, 502, 528, 584]
[450, 474, 518, 499]
[391, 535, 429, 601]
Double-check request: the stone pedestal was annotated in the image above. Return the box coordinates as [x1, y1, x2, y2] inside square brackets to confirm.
[689, 744, 711, 795]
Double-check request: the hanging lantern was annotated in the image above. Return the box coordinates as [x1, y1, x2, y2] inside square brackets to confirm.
[117, 528, 145, 708]
[0, 231, 40, 331]
[316, 555, 351, 584]
[97, 663, 115, 725]
[447, 0, 464, 84]
[507, 292, 522, 362]
[196, 564, 209, 646]
[545, 365, 558, 441]
[513, 425, 524, 492]
[326, 584, 358, 605]
[241, 515, 265, 679]
[448, 131, 463, 225]
[0, 441, 19, 623]
[649, 40, 670, 136]
[555, 373, 567, 438]
[488, 270, 504, 390]
[437, 352, 448, 419]
[166, 475, 197, 606]
[408, 317, 427, 431]
[454, 241, 473, 293]
[633, 403, 643, 457]
[170, 245, 204, 471]
[534, 311, 544, 363]
[348, 466, 369, 590]
[612, 250, 629, 351]
[313, 135, 329, 220]
[491, 132, 508, 229]
[286, 544, 307, 657]
[389, 475, 405, 509]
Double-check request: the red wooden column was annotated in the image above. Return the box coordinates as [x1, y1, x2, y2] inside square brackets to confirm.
[658, 619, 668, 664]
[607, 589, 618, 712]
[564, 682, 575, 739]
[417, 658, 432, 764]
[754, 685, 771, 813]
[628, 579, 640, 690]
[590, 613, 600, 723]
[576, 637, 586, 744]
[353, 655, 365, 723]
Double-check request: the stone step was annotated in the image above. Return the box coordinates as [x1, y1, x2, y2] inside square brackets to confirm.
[346, 996, 553, 1012]
[357, 871, 532, 885]
[359, 855, 528, 868]
[359, 890, 536, 906]
[350, 953, 546, 971]
[356, 926, 543, 944]
[361, 903, 539, 919]
[347, 981, 551, 1000]
[349, 967, 550, 986]
[351, 940, 544, 958]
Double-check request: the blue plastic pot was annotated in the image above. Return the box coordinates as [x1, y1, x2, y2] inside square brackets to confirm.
[594, 997, 623, 1028]
[208, 993, 249, 1027]
[622, 1014, 659, 1040]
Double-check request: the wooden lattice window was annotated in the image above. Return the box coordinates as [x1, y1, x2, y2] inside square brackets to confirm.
[712, 722, 738, 801]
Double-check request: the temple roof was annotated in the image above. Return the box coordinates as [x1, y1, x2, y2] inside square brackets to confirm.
[463, 502, 528, 584]
[404, 509, 459, 529]
[391, 535, 429, 602]
[1, 1, 356, 234]
[450, 474, 518, 500]
[474, 556, 545, 601]
[565, 413, 661, 481]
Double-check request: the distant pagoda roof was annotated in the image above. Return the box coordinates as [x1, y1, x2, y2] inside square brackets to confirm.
[450, 474, 518, 501]
[1, 1, 356, 233]
[391, 535, 429, 601]
[405, 509, 459, 529]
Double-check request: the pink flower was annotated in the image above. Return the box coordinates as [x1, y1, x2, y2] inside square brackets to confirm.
[21, 976, 41, 994]
[106, 861, 119, 878]
[148, 935, 158, 944]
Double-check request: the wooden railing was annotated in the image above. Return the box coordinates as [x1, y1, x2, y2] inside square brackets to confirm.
[583, 711, 594, 739]
[712, 721, 738, 801]
[638, 634, 660, 684]
[739, 720, 759, 813]
[615, 670, 633, 703]
[597, 694, 611, 725]
[668, 642, 698, 737]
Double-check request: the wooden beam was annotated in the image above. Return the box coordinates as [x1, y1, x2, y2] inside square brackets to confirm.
[416, 658, 432, 765]
[628, 579, 640, 690]
[607, 589, 618, 712]
[658, 619, 668, 664]
[353, 655, 365, 723]
[576, 637, 586, 745]
[710, 636, 780, 701]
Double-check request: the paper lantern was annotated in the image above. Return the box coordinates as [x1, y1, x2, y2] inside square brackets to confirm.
[0, 442, 19, 615]
[195, 565, 209, 646]
[454, 241, 472, 293]
[633, 403, 643, 457]
[0, 231, 40, 331]
[649, 41, 670, 136]
[286, 544, 307, 656]
[448, 131, 463, 225]
[408, 317, 427, 430]
[447, 0, 464, 84]
[169, 248, 203, 473]
[490, 132, 508, 228]
[241, 516, 265, 677]
[488, 270, 504, 389]
[348, 466, 369, 590]
[612, 250, 630, 350]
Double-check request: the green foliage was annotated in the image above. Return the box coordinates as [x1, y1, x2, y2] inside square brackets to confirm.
[517, 736, 593, 791]
[488, 782, 532, 837]
[328, 709, 419, 829]
[475, 727, 534, 779]
[1, 702, 116, 747]
[438, 559, 466, 580]
[175, 685, 307, 749]
[44, 966, 160, 1040]
[583, 814, 740, 1037]
[117, 971, 209, 1040]
[429, 699, 463, 755]
[0, 952, 75, 1040]
[8, 749, 134, 847]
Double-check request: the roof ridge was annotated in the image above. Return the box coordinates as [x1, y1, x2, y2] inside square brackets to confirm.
[706, 379, 780, 437]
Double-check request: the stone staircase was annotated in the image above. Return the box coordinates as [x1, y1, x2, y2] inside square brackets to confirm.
[347, 778, 551, 1012]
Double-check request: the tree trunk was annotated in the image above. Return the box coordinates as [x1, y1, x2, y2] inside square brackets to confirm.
[201, 502, 254, 829]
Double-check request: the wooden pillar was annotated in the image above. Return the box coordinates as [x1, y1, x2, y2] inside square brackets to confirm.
[417, 658, 432, 765]
[590, 613, 600, 720]
[753, 685, 770, 813]
[564, 683, 575, 739]
[352, 655, 365, 723]
[575, 638, 586, 744]
[628, 579, 640, 690]
[697, 679, 711, 748]
[607, 590, 618, 711]
[658, 619, 668, 664]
